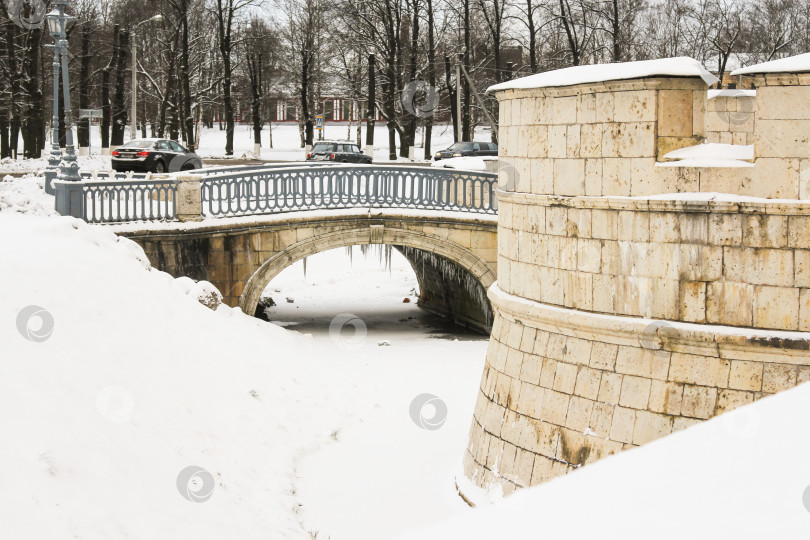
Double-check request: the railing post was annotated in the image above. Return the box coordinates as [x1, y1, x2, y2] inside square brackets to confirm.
[53, 179, 84, 218]
[176, 174, 203, 222]
[44, 169, 58, 195]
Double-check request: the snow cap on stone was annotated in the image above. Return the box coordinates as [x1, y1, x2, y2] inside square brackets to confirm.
[487, 56, 718, 93]
[731, 52, 810, 76]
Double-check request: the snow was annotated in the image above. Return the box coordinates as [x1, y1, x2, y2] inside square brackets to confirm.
[397, 379, 810, 539]
[0, 183, 488, 539]
[657, 143, 754, 168]
[0, 211, 372, 539]
[264, 247, 485, 540]
[732, 52, 810, 75]
[707, 89, 756, 100]
[488, 57, 718, 93]
[430, 156, 492, 171]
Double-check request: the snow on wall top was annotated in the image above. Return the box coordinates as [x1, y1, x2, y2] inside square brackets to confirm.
[487, 57, 718, 94]
[732, 52, 810, 75]
[707, 89, 756, 100]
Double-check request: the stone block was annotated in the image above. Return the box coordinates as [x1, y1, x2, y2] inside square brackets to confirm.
[565, 396, 595, 431]
[729, 360, 764, 392]
[680, 281, 707, 322]
[548, 125, 567, 158]
[598, 371, 623, 404]
[554, 158, 586, 196]
[585, 158, 603, 196]
[706, 282, 754, 326]
[796, 251, 810, 288]
[615, 346, 670, 380]
[743, 215, 788, 248]
[632, 410, 674, 445]
[680, 385, 718, 419]
[678, 245, 722, 281]
[788, 216, 810, 249]
[552, 95, 579, 124]
[724, 247, 795, 287]
[619, 375, 652, 409]
[753, 285, 799, 330]
[541, 390, 571, 427]
[801, 289, 810, 331]
[602, 158, 632, 196]
[617, 122, 656, 158]
[593, 274, 616, 313]
[756, 119, 810, 158]
[530, 455, 568, 485]
[658, 90, 693, 137]
[614, 90, 657, 123]
[650, 212, 680, 243]
[751, 158, 800, 199]
[553, 361, 579, 394]
[588, 402, 615, 439]
[648, 380, 684, 415]
[530, 158, 555, 195]
[595, 92, 615, 122]
[716, 389, 755, 414]
[538, 357, 558, 389]
[709, 214, 743, 246]
[590, 342, 619, 371]
[669, 353, 730, 388]
[609, 406, 637, 444]
[566, 125, 582, 158]
[574, 366, 602, 400]
[762, 363, 797, 393]
[757, 85, 810, 120]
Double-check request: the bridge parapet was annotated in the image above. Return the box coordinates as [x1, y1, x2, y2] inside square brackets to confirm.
[53, 165, 498, 224]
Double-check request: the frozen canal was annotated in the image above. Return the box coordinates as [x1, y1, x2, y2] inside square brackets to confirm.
[262, 246, 485, 540]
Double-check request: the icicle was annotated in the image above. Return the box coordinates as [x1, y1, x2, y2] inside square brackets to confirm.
[346, 246, 353, 267]
[302, 256, 307, 278]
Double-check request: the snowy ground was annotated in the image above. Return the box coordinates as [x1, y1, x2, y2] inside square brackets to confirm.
[261, 248, 484, 540]
[0, 123, 493, 174]
[4, 172, 810, 539]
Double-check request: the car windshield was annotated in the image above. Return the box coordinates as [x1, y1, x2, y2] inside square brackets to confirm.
[448, 142, 474, 151]
[124, 140, 155, 149]
[312, 143, 334, 152]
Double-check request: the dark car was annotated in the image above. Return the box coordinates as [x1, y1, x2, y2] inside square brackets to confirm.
[111, 138, 203, 173]
[434, 141, 498, 161]
[306, 141, 372, 164]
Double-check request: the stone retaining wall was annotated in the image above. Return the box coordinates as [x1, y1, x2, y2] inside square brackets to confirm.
[463, 66, 810, 498]
[706, 94, 756, 145]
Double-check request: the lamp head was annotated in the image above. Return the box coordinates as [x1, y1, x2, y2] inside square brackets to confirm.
[45, 9, 61, 37]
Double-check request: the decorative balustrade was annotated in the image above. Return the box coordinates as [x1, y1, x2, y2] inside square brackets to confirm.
[201, 165, 498, 218]
[53, 164, 498, 223]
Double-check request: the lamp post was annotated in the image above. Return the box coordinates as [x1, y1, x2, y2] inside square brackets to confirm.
[131, 14, 162, 141]
[45, 1, 80, 183]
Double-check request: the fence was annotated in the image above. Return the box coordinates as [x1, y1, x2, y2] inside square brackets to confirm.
[53, 164, 499, 224]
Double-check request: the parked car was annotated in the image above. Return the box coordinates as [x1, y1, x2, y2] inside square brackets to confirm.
[111, 138, 203, 173]
[433, 141, 498, 161]
[306, 141, 372, 163]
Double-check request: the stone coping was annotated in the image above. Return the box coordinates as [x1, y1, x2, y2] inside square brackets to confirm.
[489, 282, 810, 363]
[110, 208, 499, 238]
[497, 189, 810, 215]
[493, 76, 707, 100]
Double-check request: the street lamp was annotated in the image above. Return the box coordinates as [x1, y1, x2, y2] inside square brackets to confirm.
[45, 1, 80, 183]
[131, 14, 162, 140]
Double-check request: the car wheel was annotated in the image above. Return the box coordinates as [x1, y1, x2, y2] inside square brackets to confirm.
[154, 161, 166, 174]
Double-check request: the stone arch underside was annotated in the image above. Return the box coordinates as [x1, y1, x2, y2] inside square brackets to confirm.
[240, 227, 497, 333]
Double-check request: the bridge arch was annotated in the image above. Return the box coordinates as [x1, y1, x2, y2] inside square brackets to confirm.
[240, 226, 497, 333]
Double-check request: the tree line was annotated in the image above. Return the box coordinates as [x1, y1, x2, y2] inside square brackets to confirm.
[1, 0, 809, 161]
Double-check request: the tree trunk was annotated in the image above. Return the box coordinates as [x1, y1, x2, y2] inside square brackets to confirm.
[77, 24, 92, 149]
[111, 28, 129, 146]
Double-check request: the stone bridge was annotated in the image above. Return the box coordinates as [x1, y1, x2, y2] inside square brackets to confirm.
[115, 211, 498, 333]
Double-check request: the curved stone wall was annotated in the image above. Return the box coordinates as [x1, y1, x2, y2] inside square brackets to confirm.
[498, 192, 810, 331]
[464, 282, 810, 495]
[463, 65, 810, 498]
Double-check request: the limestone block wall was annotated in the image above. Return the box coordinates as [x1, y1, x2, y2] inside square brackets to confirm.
[498, 193, 810, 331]
[705, 93, 756, 145]
[463, 68, 810, 498]
[497, 77, 707, 198]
